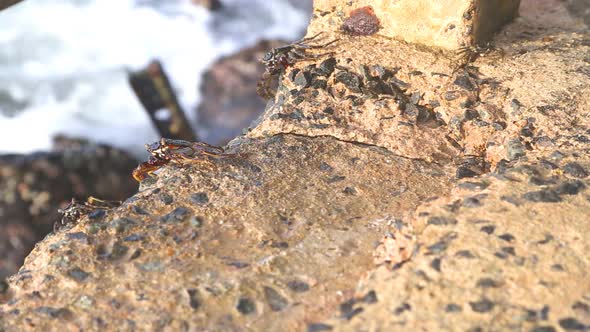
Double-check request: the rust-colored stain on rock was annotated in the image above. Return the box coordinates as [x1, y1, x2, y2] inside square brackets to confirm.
[341, 6, 381, 36]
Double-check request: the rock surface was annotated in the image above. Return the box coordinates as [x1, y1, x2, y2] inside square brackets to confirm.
[1, 0, 589, 331]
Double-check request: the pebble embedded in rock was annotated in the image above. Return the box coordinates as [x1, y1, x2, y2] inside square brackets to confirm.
[507, 138, 526, 160]
[469, 298, 495, 313]
[161, 207, 191, 223]
[318, 58, 336, 76]
[427, 216, 458, 226]
[66, 267, 90, 282]
[335, 71, 363, 93]
[236, 297, 256, 315]
[563, 162, 588, 178]
[287, 280, 310, 293]
[523, 190, 562, 203]
[159, 193, 174, 205]
[187, 289, 200, 310]
[294, 71, 311, 88]
[264, 286, 288, 312]
[307, 323, 334, 332]
[558, 317, 587, 330]
[190, 192, 209, 205]
[480, 225, 495, 235]
[553, 180, 586, 195]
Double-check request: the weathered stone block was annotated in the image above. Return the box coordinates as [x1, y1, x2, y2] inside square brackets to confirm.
[314, 0, 521, 50]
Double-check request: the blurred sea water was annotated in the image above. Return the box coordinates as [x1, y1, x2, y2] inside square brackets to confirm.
[0, 0, 311, 156]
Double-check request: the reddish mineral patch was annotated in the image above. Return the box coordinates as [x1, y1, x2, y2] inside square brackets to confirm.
[341, 6, 381, 36]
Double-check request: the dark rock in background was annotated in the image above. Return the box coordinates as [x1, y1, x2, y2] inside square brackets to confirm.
[196, 40, 286, 145]
[0, 136, 138, 279]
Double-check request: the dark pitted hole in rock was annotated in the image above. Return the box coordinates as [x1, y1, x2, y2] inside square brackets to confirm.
[456, 166, 479, 179]
[445, 303, 462, 313]
[109, 242, 129, 261]
[476, 278, 502, 288]
[293, 71, 311, 88]
[501, 246, 516, 256]
[458, 181, 490, 190]
[563, 162, 588, 178]
[159, 193, 173, 205]
[572, 301, 590, 313]
[263, 286, 288, 312]
[343, 187, 357, 195]
[270, 241, 289, 249]
[88, 209, 106, 219]
[540, 159, 559, 170]
[430, 258, 442, 272]
[322, 107, 335, 115]
[307, 323, 334, 332]
[501, 195, 521, 206]
[463, 195, 486, 208]
[190, 192, 209, 205]
[551, 264, 565, 271]
[427, 216, 458, 226]
[341, 6, 381, 36]
[394, 303, 412, 315]
[470, 298, 495, 313]
[455, 250, 476, 259]
[226, 261, 249, 269]
[498, 233, 515, 242]
[554, 180, 586, 195]
[335, 71, 363, 93]
[536, 234, 554, 245]
[326, 175, 346, 184]
[287, 280, 310, 293]
[190, 216, 205, 228]
[236, 297, 256, 315]
[66, 267, 90, 282]
[480, 225, 496, 235]
[123, 234, 144, 242]
[427, 232, 458, 254]
[525, 305, 550, 321]
[130, 249, 141, 260]
[35, 307, 73, 319]
[559, 318, 587, 330]
[161, 207, 191, 223]
[523, 190, 562, 203]
[530, 176, 556, 186]
[110, 218, 136, 233]
[187, 289, 200, 310]
[131, 205, 150, 216]
[530, 327, 557, 332]
[66, 232, 88, 242]
[495, 252, 509, 259]
[361, 290, 378, 304]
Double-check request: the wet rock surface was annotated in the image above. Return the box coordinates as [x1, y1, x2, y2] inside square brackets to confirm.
[0, 137, 138, 280]
[1, 0, 590, 331]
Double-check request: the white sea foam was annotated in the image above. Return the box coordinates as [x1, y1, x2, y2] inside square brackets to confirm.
[0, 0, 310, 156]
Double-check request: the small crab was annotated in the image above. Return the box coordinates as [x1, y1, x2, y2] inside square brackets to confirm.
[453, 43, 504, 72]
[257, 32, 339, 99]
[55, 197, 120, 231]
[132, 138, 226, 182]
